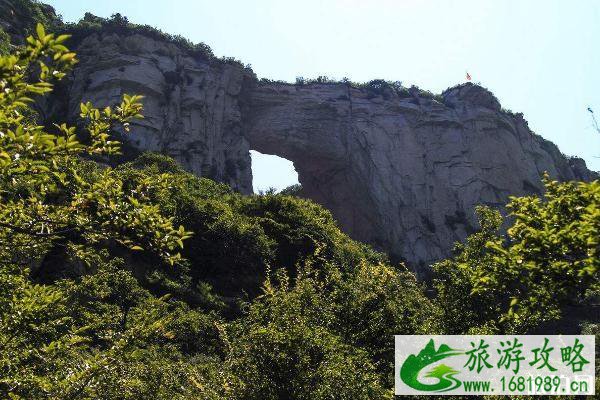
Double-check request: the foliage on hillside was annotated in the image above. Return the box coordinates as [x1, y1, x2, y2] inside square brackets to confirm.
[0, 0, 61, 39]
[0, 23, 598, 399]
[61, 12, 217, 61]
[435, 178, 600, 334]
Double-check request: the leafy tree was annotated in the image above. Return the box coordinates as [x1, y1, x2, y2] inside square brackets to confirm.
[0, 24, 201, 398]
[0, 256, 229, 399]
[279, 183, 302, 196]
[433, 206, 504, 334]
[331, 261, 441, 386]
[228, 268, 391, 400]
[0, 23, 192, 271]
[435, 177, 599, 333]
[480, 176, 599, 329]
[227, 249, 440, 398]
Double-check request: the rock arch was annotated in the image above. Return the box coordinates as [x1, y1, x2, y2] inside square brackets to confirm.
[242, 82, 596, 273]
[50, 30, 596, 273]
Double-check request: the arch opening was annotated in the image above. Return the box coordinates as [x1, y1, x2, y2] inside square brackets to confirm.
[250, 150, 299, 194]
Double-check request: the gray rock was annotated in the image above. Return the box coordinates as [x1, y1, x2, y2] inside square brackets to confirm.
[45, 32, 599, 274]
[66, 32, 255, 193]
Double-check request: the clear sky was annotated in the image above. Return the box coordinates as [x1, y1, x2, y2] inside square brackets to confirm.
[46, 0, 600, 192]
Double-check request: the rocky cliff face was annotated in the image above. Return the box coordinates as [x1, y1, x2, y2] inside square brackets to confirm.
[7, 21, 596, 273]
[64, 32, 255, 193]
[245, 81, 596, 270]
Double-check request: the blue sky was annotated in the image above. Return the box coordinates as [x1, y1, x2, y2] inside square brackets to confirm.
[47, 0, 600, 192]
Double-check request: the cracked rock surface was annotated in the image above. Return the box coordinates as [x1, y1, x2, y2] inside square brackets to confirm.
[66, 33, 255, 193]
[245, 81, 597, 272]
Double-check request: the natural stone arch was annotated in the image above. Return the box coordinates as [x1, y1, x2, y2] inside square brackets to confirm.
[242, 81, 594, 274]
[47, 27, 596, 273]
[243, 83, 386, 260]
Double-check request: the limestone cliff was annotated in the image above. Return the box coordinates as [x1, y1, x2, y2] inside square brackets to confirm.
[3, 8, 596, 272]
[65, 32, 255, 194]
[245, 81, 596, 269]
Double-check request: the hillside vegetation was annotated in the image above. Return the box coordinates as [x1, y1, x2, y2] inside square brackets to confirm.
[0, 20, 598, 400]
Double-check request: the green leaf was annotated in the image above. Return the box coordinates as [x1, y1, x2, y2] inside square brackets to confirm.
[36, 23, 45, 40]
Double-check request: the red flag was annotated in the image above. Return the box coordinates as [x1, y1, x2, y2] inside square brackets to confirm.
[466, 72, 472, 81]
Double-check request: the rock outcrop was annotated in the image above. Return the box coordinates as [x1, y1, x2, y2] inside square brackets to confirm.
[65, 32, 255, 193]
[5, 15, 596, 273]
[245, 81, 596, 270]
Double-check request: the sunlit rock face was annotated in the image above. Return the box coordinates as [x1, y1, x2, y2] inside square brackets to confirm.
[65, 32, 255, 194]
[44, 31, 597, 274]
[244, 81, 596, 272]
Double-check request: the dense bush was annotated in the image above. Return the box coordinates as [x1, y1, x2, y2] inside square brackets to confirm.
[1, 257, 227, 399]
[111, 153, 387, 303]
[228, 268, 390, 399]
[60, 12, 216, 62]
[226, 255, 440, 398]
[279, 183, 302, 196]
[435, 178, 599, 334]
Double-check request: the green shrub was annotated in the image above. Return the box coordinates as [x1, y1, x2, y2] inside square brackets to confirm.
[62, 12, 217, 62]
[434, 178, 600, 334]
[228, 268, 391, 399]
[0, 28, 10, 54]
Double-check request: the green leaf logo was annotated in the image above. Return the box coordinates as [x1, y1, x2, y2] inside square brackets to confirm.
[400, 339, 464, 392]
